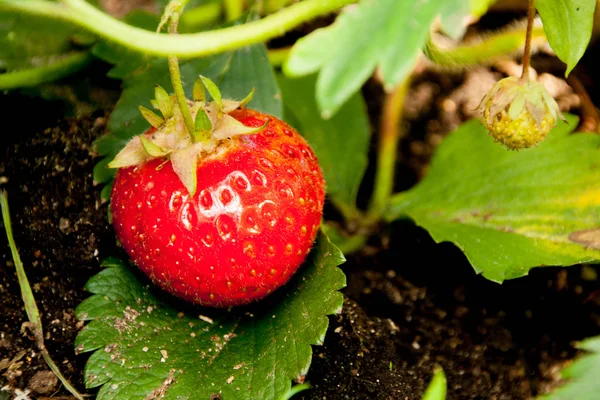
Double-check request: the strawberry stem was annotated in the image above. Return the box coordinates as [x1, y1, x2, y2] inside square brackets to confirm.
[1, 0, 356, 58]
[424, 24, 546, 69]
[520, 0, 536, 82]
[160, 0, 198, 141]
[169, 55, 197, 139]
[367, 76, 410, 223]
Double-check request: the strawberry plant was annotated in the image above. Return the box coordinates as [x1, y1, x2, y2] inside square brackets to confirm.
[2, 0, 600, 399]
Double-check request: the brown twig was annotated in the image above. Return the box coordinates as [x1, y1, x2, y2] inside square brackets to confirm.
[567, 73, 600, 133]
[520, 0, 536, 82]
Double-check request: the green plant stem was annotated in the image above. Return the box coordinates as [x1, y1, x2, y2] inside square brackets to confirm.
[520, 0, 536, 81]
[0, 52, 92, 90]
[424, 25, 546, 67]
[0, 0, 355, 58]
[180, 2, 222, 30]
[165, 2, 196, 140]
[224, 0, 243, 21]
[367, 77, 410, 221]
[336, 233, 368, 255]
[1, 191, 85, 400]
[268, 46, 291, 67]
[169, 55, 196, 137]
[385, 190, 411, 221]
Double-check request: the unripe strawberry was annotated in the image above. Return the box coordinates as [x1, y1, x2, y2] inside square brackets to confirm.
[479, 76, 563, 150]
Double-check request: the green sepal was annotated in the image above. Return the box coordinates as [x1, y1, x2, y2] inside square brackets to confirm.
[171, 146, 200, 196]
[194, 107, 212, 135]
[140, 135, 170, 157]
[199, 75, 222, 112]
[138, 106, 164, 128]
[107, 136, 151, 169]
[193, 77, 206, 102]
[212, 115, 269, 140]
[150, 99, 160, 110]
[508, 95, 526, 120]
[239, 88, 256, 108]
[154, 85, 174, 118]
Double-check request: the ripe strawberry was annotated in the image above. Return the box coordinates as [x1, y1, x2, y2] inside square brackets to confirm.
[109, 79, 324, 307]
[479, 76, 563, 150]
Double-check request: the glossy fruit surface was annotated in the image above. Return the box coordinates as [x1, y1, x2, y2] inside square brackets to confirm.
[111, 109, 324, 307]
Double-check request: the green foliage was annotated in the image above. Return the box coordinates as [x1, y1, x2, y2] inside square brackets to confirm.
[278, 74, 370, 218]
[218, 44, 282, 117]
[439, 0, 495, 39]
[536, 0, 596, 76]
[541, 336, 600, 400]
[283, 0, 489, 117]
[422, 367, 447, 400]
[0, 7, 94, 90]
[387, 115, 600, 282]
[0, 10, 90, 72]
[75, 233, 346, 400]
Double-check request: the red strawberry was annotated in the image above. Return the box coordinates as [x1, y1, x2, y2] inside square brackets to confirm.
[110, 95, 325, 307]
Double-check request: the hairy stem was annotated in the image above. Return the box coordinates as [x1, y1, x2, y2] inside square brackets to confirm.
[367, 77, 410, 221]
[424, 25, 546, 68]
[1, 191, 85, 400]
[162, 0, 196, 139]
[0, 0, 355, 58]
[0, 52, 92, 90]
[169, 53, 196, 137]
[521, 0, 536, 81]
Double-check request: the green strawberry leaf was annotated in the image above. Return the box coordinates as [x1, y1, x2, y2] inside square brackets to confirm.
[0, 8, 95, 89]
[0, 9, 91, 72]
[218, 44, 282, 120]
[536, 0, 596, 76]
[75, 232, 346, 400]
[386, 114, 600, 282]
[278, 74, 369, 219]
[283, 0, 488, 117]
[91, 11, 159, 80]
[540, 336, 600, 400]
[439, 0, 494, 40]
[92, 14, 282, 199]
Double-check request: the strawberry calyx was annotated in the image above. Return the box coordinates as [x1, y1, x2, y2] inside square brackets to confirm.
[108, 75, 267, 195]
[478, 76, 565, 150]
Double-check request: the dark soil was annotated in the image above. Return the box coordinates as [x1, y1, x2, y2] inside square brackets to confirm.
[2, 36, 600, 400]
[304, 228, 600, 400]
[0, 107, 111, 398]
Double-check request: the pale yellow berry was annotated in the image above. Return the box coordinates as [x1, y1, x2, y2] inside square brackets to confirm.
[478, 77, 563, 150]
